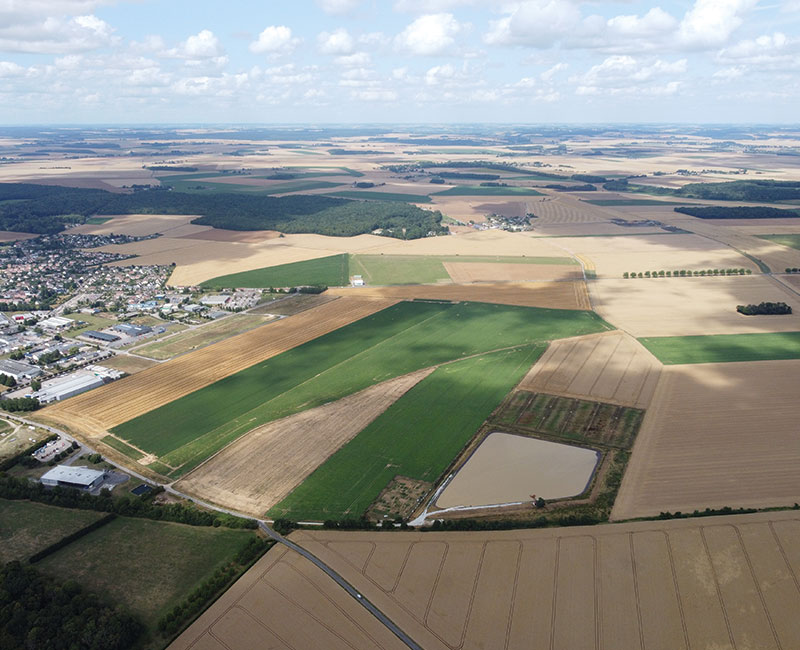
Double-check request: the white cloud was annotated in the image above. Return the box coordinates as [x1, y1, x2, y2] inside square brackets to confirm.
[717, 32, 799, 69]
[605, 8, 677, 39]
[316, 0, 361, 14]
[334, 51, 371, 66]
[572, 55, 686, 95]
[318, 28, 354, 55]
[425, 63, 456, 85]
[677, 0, 756, 49]
[0, 61, 25, 77]
[249, 25, 299, 54]
[541, 62, 567, 82]
[350, 88, 398, 101]
[395, 13, 464, 55]
[0, 13, 116, 53]
[164, 29, 223, 60]
[485, 0, 580, 48]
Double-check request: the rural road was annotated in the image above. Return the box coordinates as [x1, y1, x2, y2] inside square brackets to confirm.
[258, 522, 423, 650]
[11, 413, 423, 650]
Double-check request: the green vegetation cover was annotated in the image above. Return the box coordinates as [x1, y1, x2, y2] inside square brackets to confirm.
[639, 332, 800, 364]
[201, 254, 349, 288]
[433, 185, 543, 196]
[759, 234, 800, 250]
[675, 206, 800, 219]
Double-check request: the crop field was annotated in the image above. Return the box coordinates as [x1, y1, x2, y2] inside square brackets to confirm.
[640, 331, 800, 364]
[327, 190, 432, 203]
[41, 296, 395, 438]
[175, 369, 435, 516]
[99, 354, 158, 375]
[109, 301, 609, 478]
[329, 280, 592, 310]
[133, 314, 277, 360]
[36, 516, 254, 631]
[494, 390, 644, 449]
[433, 185, 544, 196]
[613, 360, 800, 519]
[758, 233, 800, 250]
[444, 261, 582, 283]
[519, 331, 662, 408]
[175, 511, 800, 650]
[269, 345, 544, 521]
[591, 275, 800, 336]
[202, 253, 349, 288]
[0, 499, 106, 563]
[349, 254, 450, 285]
[249, 292, 339, 315]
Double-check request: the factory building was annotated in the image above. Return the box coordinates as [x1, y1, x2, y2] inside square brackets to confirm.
[82, 330, 120, 343]
[0, 359, 42, 381]
[32, 372, 105, 404]
[113, 323, 152, 337]
[39, 316, 74, 331]
[41, 465, 106, 490]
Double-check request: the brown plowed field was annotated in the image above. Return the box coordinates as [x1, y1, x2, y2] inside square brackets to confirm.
[443, 261, 582, 283]
[175, 369, 435, 516]
[41, 297, 397, 437]
[518, 331, 662, 408]
[613, 360, 800, 520]
[591, 274, 800, 336]
[328, 280, 591, 310]
[172, 510, 800, 650]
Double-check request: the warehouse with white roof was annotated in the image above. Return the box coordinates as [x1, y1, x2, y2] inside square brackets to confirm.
[41, 465, 106, 490]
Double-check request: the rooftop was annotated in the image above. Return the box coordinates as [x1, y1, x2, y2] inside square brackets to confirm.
[41, 465, 105, 487]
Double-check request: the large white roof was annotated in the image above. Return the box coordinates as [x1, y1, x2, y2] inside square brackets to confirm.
[41, 465, 105, 486]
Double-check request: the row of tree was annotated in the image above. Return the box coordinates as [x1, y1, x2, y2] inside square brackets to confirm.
[0, 397, 40, 412]
[623, 268, 752, 278]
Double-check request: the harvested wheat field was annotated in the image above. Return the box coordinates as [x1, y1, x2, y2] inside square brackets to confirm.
[173, 510, 800, 650]
[0, 231, 38, 242]
[519, 331, 661, 408]
[443, 262, 582, 283]
[100, 355, 159, 375]
[41, 296, 397, 437]
[553, 232, 757, 277]
[71, 213, 202, 237]
[177, 228, 281, 243]
[531, 222, 666, 237]
[613, 359, 800, 520]
[591, 275, 800, 336]
[175, 369, 435, 516]
[328, 280, 590, 310]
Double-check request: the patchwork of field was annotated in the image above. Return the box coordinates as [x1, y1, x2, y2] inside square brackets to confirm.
[40, 296, 395, 438]
[519, 331, 662, 408]
[175, 511, 800, 650]
[613, 360, 800, 520]
[553, 232, 757, 277]
[329, 280, 591, 310]
[132, 314, 278, 360]
[175, 369, 435, 517]
[108, 302, 608, 479]
[443, 261, 582, 283]
[640, 331, 800, 364]
[531, 222, 668, 236]
[269, 346, 543, 521]
[591, 275, 800, 336]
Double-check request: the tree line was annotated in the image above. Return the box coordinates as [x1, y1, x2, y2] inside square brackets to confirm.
[736, 301, 792, 315]
[624, 268, 751, 278]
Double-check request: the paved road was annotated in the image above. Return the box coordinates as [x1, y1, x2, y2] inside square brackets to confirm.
[259, 522, 422, 650]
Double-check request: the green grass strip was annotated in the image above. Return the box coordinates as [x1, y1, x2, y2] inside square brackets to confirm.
[101, 435, 145, 461]
[433, 186, 543, 196]
[757, 234, 800, 251]
[639, 331, 800, 364]
[327, 190, 432, 203]
[201, 253, 349, 289]
[269, 345, 544, 521]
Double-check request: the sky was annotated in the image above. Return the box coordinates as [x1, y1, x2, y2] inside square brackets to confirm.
[0, 0, 798, 124]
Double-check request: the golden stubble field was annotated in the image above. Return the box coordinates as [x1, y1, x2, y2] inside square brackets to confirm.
[175, 369, 435, 517]
[41, 296, 397, 436]
[519, 331, 662, 408]
[171, 510, 800, 650]
[613, 359, 800, 520]
[591, 274, 800, 336]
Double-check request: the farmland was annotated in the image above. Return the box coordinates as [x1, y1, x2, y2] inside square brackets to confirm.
[433, 185, 544, 196]
[639, 331, 800, 364]
[268, 345, 544, 521]
[758, 233, 800, 250]
[200, 253, 350, 289]
[327, 190, 433, 202]
[109, 301, 610, 477]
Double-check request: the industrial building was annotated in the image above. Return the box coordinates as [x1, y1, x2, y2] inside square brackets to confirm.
[113, 323, 152, 337]
[200, 294, 230, 306]
[32, 372, 105, 403]
[41, 465, 106, 490]
[0, 359, 42, 381]
[39, 316, 74, 331]
[82, 330, 120, 343]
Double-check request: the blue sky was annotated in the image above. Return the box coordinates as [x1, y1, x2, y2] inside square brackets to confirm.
[0, 0, 798, 123]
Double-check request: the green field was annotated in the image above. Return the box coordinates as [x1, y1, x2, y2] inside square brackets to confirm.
[111, 301, 611, 477]
[0, 499, 106, 563]
[269, 345, 543, 521]
[349, 254, 577, 285]
[433, 185, 543, 196]
[37, 516, 254, 630]
[757, 234, 800, 251]
[264, 180, 345, 194]
[64, 312, 117, 338]
[327, 190, 433, 203]
[201, 253, 349, 289]
[585, 199, 688, 206]
[639, 332, 800, 364]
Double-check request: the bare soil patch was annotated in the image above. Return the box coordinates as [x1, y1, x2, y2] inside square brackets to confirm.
[444, 261, 582, 283]
[175, 369, 434, 516]
[0, 231, 38, 242]
[178, 228, 282, 243]
[613, 360, 800, 520]
[71, 213, 200, 237]
[100, 355, 159, 375]
[592, 274, 800, 336]
[249, 292, 339, 315]
[519, 331, 662, 408]
[366, 476, 433, 522]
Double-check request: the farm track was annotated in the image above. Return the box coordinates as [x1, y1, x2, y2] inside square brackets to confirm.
[42, 296, 397, 436]
[173, 511, 800, 650]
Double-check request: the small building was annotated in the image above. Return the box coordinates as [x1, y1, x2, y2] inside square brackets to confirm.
[352, 275, 366, 287]
[82, 330, 120, 343]
[0, 358, 42, 381]
[41, 465, 106, 490]
[200, 294, 231, 306]
[39, 316, 74, 331]
[32, 372, 105, 404]
[113, 323, 152, 337]
[184, 304, 205, 313]
[12, 313, 35, 323]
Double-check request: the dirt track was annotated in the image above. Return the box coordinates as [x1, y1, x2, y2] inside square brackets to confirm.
[171, 510, 800, 650]
[613, 360, 800, 520]
[42, 297, 397, 436]
[519, 331, 662, 408]
[175, 369, 435, 516]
